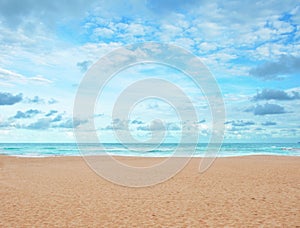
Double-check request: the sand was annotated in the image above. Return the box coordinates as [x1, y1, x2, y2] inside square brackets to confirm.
[1, 155, 299, 227]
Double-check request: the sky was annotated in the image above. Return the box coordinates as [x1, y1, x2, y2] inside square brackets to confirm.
[0, 0, 299, 143]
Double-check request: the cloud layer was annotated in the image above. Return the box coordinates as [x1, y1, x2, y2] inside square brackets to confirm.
[0, 92, 22, 105]
[225, 120, 255, 127]
[253, 89, 300, 101]
[246, 103, 287, 115]
[249, 55, 300, 80]
[13, 109, 40, 119]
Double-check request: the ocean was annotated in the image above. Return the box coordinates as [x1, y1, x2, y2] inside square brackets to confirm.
[0, 143, 299, 157]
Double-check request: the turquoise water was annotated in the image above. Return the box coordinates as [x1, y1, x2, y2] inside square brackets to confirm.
[0, 143, 299, 157]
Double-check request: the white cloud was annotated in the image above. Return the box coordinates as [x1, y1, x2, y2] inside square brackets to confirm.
[198, 42, 217, 52]
[173, 37, 195, 50]
[29, 76, 52, 84]
[127, 23, 145, 36]
[93, 27, 114, 38]
[0, 67, 52, 85]
[272, 20, 295, 34]
[159, 23, 183, 40]
[115, 22, 129, 30]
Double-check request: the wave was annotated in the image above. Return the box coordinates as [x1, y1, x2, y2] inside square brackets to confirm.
[1, 143, 300, 157]
[41, 147, 58, 150]
[3, 147, 21, 150]
[281, 147, 300, 150]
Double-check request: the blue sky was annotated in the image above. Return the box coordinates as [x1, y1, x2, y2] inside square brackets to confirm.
[0, 0, 299, 143]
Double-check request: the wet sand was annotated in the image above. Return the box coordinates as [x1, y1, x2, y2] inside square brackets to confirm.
[1, 155, 299, 227]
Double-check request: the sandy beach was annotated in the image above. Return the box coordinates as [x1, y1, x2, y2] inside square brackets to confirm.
[1, 155, 299, 227]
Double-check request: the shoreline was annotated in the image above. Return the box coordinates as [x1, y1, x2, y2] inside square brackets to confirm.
[1, 153, 300, 159]
[1, 155, 299, 226]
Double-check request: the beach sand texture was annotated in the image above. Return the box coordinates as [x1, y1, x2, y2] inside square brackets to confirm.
[1, 155, 299, 227]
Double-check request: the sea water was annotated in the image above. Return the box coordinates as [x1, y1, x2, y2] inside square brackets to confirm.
[0, 143, 299, 157]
